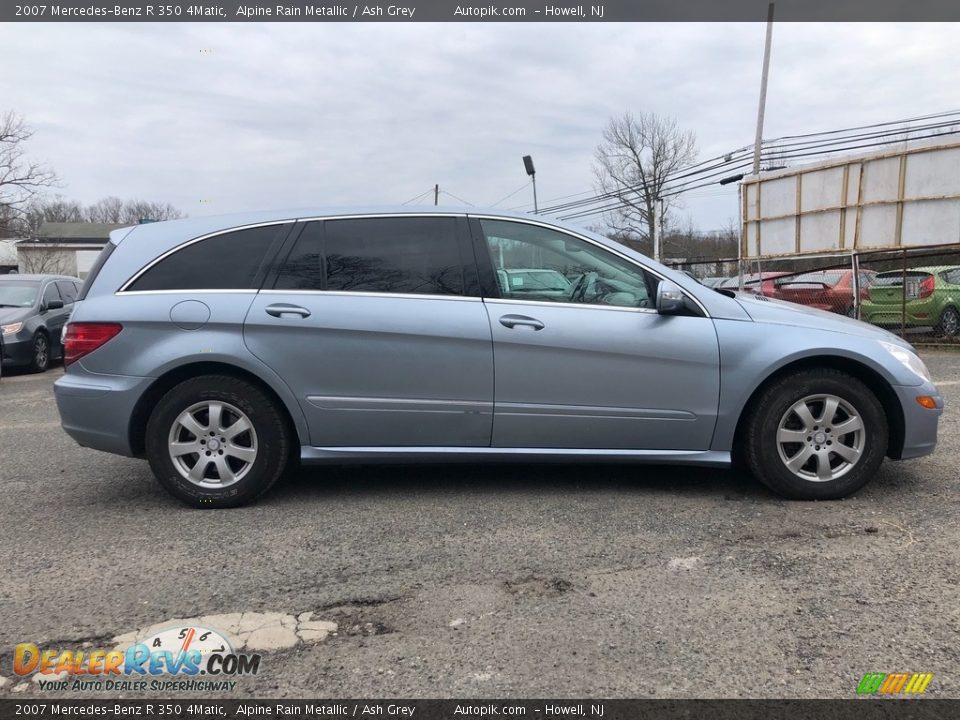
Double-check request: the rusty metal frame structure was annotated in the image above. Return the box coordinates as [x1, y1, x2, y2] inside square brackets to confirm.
[740, 139, 960, 261]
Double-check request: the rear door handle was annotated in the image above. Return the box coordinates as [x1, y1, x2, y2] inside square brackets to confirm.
[499, 314, 545, 330]
[265, 303, 311, 319]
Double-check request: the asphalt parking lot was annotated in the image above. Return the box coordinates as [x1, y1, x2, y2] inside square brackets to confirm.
[0, 352, 958, 699]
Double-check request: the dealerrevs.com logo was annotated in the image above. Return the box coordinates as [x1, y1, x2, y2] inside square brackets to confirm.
[14, 625, 261, 692]
[857, 672, 933, 696]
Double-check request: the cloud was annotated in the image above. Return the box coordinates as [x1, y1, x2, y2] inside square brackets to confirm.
[2, 22, 958, 230]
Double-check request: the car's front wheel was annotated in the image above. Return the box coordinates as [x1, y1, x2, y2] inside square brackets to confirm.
[744, 369, 887, 500]
[145, 375, 291, 508]
[31, 331, 50, 373]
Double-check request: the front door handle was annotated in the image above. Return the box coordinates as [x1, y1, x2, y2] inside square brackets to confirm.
[499, 314, 545, 330]
[265, 303, 311, 319]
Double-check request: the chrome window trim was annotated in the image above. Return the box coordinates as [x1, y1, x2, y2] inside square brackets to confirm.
[294, 212, 465, 222]
[117, 220, 294, 293]
[259, 289, 481, 303]
[470, 213, 711, 318]
[115, 289, 259, 296]
[484, 297, 660, 315]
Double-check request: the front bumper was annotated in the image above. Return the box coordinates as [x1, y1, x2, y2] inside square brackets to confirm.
[893, 381, 944, 460]
[54, 365, 154, 457]
[1, 334, 35, 367]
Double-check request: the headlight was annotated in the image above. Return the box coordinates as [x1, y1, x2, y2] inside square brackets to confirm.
[880, 341, 932, 382]
[1, 322, 22, 336]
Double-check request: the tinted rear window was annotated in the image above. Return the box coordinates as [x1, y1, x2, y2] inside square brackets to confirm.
[872, 271, 932, 287]
[77, 241, 115, 300]
[275, 217, 463, 296]
[128, 225, 284, 292]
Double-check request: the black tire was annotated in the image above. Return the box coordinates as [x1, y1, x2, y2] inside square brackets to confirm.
[744, 369, 887, 500]
[145, 375, 291, 508]
[30, 331, 50, 373]
[935, 306, 959, 338]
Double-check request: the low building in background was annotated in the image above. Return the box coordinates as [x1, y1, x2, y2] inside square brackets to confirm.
[16, 222, 126, 278]
[1, 238, 20, 273]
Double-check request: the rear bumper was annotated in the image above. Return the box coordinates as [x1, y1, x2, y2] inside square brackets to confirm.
[863, 300, 939, 328]
[53, 365, 152, 457]
[893, 381, 943, 460]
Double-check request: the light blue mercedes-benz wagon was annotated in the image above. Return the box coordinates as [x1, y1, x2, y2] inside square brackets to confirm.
[53, 208, 942, 507]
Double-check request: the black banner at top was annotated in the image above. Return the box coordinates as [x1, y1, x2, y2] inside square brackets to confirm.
[4, 0, 960, 22]
[0, 699, 958, 719]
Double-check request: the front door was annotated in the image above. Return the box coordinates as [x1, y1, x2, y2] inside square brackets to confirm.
[473, 217, 720, 450]
[244, 216, 494, 448]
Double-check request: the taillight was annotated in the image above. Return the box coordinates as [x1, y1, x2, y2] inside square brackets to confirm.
[63, 323, 123, 367]
[918, 275, 935, 299]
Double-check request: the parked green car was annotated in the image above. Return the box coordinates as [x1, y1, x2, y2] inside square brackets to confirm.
[861, 266, 960, 337]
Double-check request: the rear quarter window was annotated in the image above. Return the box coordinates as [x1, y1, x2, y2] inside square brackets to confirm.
[126, 224, 286, 292]
[77, 241, 116, 300]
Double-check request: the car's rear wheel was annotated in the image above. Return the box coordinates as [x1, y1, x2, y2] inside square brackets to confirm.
[30, 331, 49, 373]
[744, 369, 887, 500]
[936, 306, 959, 338]
[145, 375, 291, 508]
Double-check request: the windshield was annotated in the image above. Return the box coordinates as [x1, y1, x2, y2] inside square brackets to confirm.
[872, 271, 931, 287]
[783, 271, 844, 287]
[503, 270, 572, 292]
[0, 283, 38, 307]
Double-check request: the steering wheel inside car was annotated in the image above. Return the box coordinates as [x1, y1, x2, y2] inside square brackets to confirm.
[568, 271, 599, 303]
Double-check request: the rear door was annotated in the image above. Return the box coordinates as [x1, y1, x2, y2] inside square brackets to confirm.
[244, 215, 494, 448]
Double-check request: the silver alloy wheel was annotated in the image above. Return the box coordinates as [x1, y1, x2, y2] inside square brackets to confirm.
[167, 401, 258, 488]
[941, 308, 959, 337]
[35, 335, 48, 368]
[776, 394, 865, 482]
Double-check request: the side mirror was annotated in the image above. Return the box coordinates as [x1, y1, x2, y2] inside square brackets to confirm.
[46, 299, 64, 311]
[656, 280, 686, 315]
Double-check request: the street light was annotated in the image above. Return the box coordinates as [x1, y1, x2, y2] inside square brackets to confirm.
[522, 155, 538, 213]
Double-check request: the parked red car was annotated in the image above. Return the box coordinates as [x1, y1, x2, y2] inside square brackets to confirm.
[717, 272, 792, 296]
[770, 269, 877, 317]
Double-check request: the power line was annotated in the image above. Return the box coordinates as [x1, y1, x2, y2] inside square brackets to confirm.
[440, 190, 475, 206]
[488, 181, 531, 208]
[400, 188, 435, 205]
[547, 112, 960, 223]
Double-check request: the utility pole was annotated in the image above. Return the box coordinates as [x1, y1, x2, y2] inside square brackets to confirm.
[652, 196, 661, 262]
[752, 3, 775, 175]
[434, 184, 439, 206]
[658, 196, 665, 262]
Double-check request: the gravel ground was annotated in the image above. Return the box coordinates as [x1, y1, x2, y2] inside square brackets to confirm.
[0, 351, 957, 699]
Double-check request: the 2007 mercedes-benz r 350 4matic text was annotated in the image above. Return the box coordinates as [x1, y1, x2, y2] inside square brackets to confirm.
[53, 209, 943, 507]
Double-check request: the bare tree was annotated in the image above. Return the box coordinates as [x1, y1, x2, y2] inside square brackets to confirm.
[85, 196, 125, 223]
[593, 112, 697, 249]
[86, 196, 183, 223]
[15, 196, 85, 237]
[18, 247, 73, 275]
[0, 112, 59, 235]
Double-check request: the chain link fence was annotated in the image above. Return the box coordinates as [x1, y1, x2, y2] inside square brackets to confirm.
[665, 245, 960, 345]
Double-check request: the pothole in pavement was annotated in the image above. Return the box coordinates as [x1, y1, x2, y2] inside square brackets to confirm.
[503, 575, 574, 599]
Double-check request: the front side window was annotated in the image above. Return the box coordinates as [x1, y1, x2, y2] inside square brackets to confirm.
[42, 282, 62, 307]
[275, 217, 463, 295]
[57, 281, 79, 303]
[480, 219, 654, 308]
[127, 224, 285, 292]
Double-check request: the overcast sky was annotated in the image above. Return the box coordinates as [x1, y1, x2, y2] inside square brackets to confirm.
[2, 22, 958, 230]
